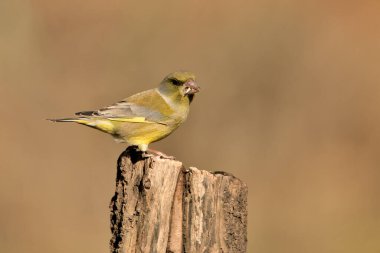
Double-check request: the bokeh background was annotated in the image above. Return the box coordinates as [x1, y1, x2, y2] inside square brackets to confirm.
[1, 0, 380, 252]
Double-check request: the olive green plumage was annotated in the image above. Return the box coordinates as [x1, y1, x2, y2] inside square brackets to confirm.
[50, 72, 200, 151]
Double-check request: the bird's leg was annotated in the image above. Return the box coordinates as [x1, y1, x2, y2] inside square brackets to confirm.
[141, 151, 155, 158]
[146, 148, 175, 160]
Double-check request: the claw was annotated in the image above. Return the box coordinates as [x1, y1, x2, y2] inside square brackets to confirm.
[142, 152, 155, 158]
[146, 148, 175, 160]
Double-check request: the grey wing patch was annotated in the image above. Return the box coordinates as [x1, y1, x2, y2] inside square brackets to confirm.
[75, 101, 135, 117]
[75, 100, 168, 123]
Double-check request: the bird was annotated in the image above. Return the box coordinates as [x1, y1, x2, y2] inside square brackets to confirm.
[49, 71, 200, 157]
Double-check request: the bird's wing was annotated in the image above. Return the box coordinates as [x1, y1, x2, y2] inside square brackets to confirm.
[75, 89, 172, 124]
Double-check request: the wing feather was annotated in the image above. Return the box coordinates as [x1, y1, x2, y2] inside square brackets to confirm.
[75, 89, 172, 124]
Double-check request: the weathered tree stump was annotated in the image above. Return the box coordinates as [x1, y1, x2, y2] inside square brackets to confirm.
[109, 148, 248, 253]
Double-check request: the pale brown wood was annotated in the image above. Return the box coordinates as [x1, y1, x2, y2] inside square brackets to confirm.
[167, 170, 185, 253]
[110, 148, 247, 253]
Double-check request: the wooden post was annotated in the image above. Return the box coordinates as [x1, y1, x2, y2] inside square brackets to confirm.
[109, 148, 248, 253]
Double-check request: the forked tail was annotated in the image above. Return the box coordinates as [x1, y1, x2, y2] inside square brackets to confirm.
[47, 118, 81, 123]
[48, 117, 115, 134]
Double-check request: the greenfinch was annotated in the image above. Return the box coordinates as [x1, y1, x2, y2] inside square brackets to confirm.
[49, 71, 200, 153]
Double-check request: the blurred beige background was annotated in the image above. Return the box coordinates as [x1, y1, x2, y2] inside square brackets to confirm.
[1, 0, 380, 252]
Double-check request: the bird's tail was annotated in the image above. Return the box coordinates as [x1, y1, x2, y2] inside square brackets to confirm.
[48, 117, 115, 133]
[48, 118, 84, 123]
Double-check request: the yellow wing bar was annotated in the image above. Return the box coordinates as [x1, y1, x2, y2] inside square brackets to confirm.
[107, 117, 167, 125]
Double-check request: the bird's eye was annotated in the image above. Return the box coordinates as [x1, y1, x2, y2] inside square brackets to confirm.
[171, 79, 182, 86]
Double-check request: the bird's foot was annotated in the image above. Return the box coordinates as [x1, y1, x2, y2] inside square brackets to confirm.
[146, 148, 175, 160]
[141, 152, 155, 158]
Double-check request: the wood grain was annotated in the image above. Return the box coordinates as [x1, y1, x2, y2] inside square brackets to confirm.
[110, 148, 247, 253]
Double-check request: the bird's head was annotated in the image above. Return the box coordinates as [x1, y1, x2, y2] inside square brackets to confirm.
[159, 72, 200, 102]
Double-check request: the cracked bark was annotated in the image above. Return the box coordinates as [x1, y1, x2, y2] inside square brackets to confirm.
[110, 148, 248, 253]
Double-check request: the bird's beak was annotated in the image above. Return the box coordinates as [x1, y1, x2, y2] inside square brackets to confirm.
[184, 80, 200, 95]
